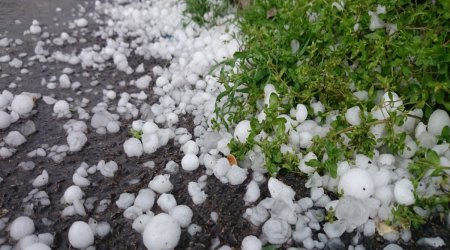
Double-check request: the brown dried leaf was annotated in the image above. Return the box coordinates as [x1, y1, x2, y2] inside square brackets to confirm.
[227, 154, 237, 166]
[266, 7, 277, 19]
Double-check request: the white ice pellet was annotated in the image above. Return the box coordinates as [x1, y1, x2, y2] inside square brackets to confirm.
[67, 132, 87, 152]
[188, 181, 207, 205]
[149, 174, 173, 194]
[241, 235, 262, 250]
[143, 213, 181, 250]
[0, 111, 11, 129]
[338, 168, 375, 199]
[262, 218, 292, 244]
[123, 138, 143, 157]
[68, 221, 94, 249]
[135, 75, 152, 89]
[181, 154, 200, 171]
[428, 109, 450, 136]
[134, 189, 155, 211]
[244, 181, 260, 204]
[169, 205, 193, 228]
[9, 216, 35, 241]
[234, 120, 251, 143]
[345, 106, 361, 125]
[32, 170, 49, 187]
[268, 177, 295, 201]
[116, 193, 135, 210]
[63, 185, 83, 204]
[226, 166, 247, 185]
[394, 179, 415, 205]
[157, 193, 177, 213]
[4, 131, 26, 147]
[59, 74, 71, 88]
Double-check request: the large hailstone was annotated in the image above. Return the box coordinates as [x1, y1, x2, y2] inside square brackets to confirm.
[345, 106, 361, 126]
[181, 154, 199, 171]
[11, 94, 34, 115]
[9, 216, 35, 240]
[0, 111, 11, 129]
[295, 104, 308, 123]
[234, 120, 251, 143]
[262, 218, 292, 244]
[124, 138, 144, 157]
[143, 213, 181, 250]
[338, 168, 375, 199]
[394, 179, 415, 205]
[428, 109, 450, 136]
[335, 196, 370, 230]
[68, 221, 94, 249]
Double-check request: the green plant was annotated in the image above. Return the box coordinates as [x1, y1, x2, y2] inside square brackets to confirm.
[183, 0, 236, 26]
[129, 128, 143, 140]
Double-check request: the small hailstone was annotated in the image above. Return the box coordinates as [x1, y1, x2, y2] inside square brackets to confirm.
[123, 206, 143, 220]
[4, 131, 26, 147]
[345, 106, 361, 126]
[32, 170, 49, 187]
[11, 94, 34, 115]
[417, 237, 445, 248]
[181, 140, 199, 155]
[68, 221, 94, 249]
[143, 213, 181, 250]
[295, 104, 308, 123]
[149, 174, 173, 194]
[106, 121, 120, 133]
[234, 120, 251, 143]
[226, 166, 248, 185]
[59, 74, 71, 88]
[244, 181, 260, 204]
[63, 185, 83, 204]
[181, 154, 200, 171]
[335, 196, 369, 230]
[0, 111, 11, 129]
[338, 168, 375, 199]
[394, 179, 415, 205]
[116, 193, 135, 210]
[124, 138, 143, 157]
[169, 205, 193, 228]
[323, 220, 347, 238]
[97, 160, 118, 177]
[363, 220, 376, 237]
[95, 222, 111, 238]
[188, 181, 207, 205]
[134, 189, 155, 211]
[241, 235, 262, 250]
[142, 133, 159, 154]
[133, 214, 153, 233]
[268, 177, 295, 201]
[135, 75, 152, 89]
[157, 193, 177, 213]
[73, 173, 90, 187]
[74, 18, 88, 27]
[9, 216, 35, 240]
[67, 132, 87, 152]
[262, 218, 292, 244]
[428, 109, 450, 136]
[29, 20, 42, 34]
[383, 244, 403, 250]
[401, 139, 417, 159]
[53, 100, 70, 116]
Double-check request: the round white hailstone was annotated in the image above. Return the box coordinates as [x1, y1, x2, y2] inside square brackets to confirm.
[63, 185, 84, 204]
[0, 94, 9, 108]
[181, 154, 199, 171]
[149, 174, 173, 194]
[9, 216, 35, 240]
[181, 140, 199, 155]
[59, 74, 71, 88]
[355, 154, 374, 169]
[226, 166, 248, 185]
[298, 152, 317, 174]
[335, 196, 370, 229]
[0, 111, 11, 129]
[345, 106, 361, 126]
[157, 193, 177, 213]
[394, 179, 415, 205]
[11, 94, 34, 115]
[136, 75, 152, 89]
[142, 121, 159, 134]
[169, 205, 193, 228]
[134, 189, 156, 211]
[244, 181, 260, 204]
[67, 132, 87, 152]
[95, 222, 111, 238]
[23, 243, 51, 250]
[68, 221, 94, 249]
[116, 193, 135, 210]
[295, 104, 308, 123]
[338, 168, 375, 199]
[262, 218, 291, 244]
[373, 168, 391, 187]
[374, 186, 394, 205]
[133, 214, 153, 233]
[382, 91, 402, 111]
[213, 158, 231, 178]
[106, 121, 120, 133]
[268, 177, 295, 201]
[4, 131, 26, 147]
[401, 140, 418, 159]
[234, 120, 252, 143]
[53, 100, 70, 115]
[298, 132, 313, 148]
[74, 18, 88, 27]
[323, 220, 347, 238]
[428, 109, 450, 136]
[142, 133, 159, 154]
[241, 235, 262, 250]
[32, 170, 49, 187]
[143, 213, 181, 250]
[124, 138, 143, 157]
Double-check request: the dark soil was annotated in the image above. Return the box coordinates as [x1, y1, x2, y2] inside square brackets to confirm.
[0, 0, 448, 250]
